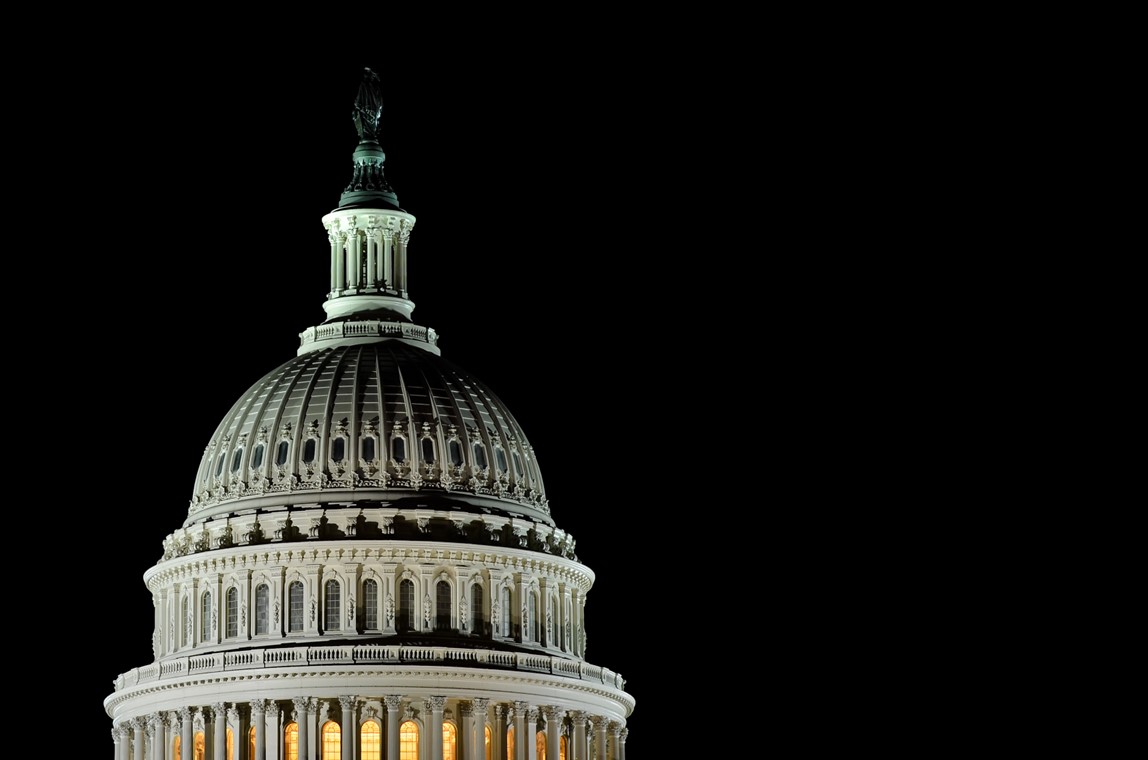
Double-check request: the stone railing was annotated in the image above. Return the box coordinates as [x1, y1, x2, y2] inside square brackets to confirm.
[298, 320, 438, 349]
[112, 645, 625, 693]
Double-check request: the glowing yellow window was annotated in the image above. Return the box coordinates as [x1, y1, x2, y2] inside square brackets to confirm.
[560, 735, 568, 760]
[284, 722, 299, 760]
[400, 719, 419, 760]
[506, 727, 515, 760]
[443, 722, 457, 759]
[322, 720, 341, 760]
[361, 721, 381, 759]
[536, 731, 546, 758]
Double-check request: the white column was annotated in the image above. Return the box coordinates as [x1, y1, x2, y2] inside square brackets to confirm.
[150, 714, 166, 760]
[179, 708, 194, 760]
[329, 231, 339, 293]
[381, 231, 393, 290]
[112, 724, 126, 760]
[347, 230, 360, 289]
[459, 701, 474, 760]
[366, 230, 377, 288]
[617, 728, 627, 760]
[426, 696, 445, 760]
[230, 705, 244, 760]
[292, 699, 309, 760]
[492, 704, 509, 760]
[339, 696, 357, 760]
[593, 719, 607, 760]
[569, 712, 587, 760]
[382, 696, 402, 760]
[470, 698, 490, 760]
[397, 229, 410, 295]
[251, 700, 269, 760]
[512, 702, 528, 760]
[213, 704, 227, 760]
[131, 717, 146, 760]
[542, 707, 560, 760]
[335, 232, 346, 292]
[524, 707, 539, 760]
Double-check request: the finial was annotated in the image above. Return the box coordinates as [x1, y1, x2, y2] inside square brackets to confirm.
[352, 68, 384, 143]
[339, 67, 400, 211]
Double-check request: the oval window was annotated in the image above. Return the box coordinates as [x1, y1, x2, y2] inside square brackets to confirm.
[252, 443, 265, 469]
[303, 439, 316, 464]
[231, 447, 244, 473]
[215, 451, 226, 478]
[276, 441, 289, 466]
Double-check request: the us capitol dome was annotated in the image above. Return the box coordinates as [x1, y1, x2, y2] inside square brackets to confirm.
[105, 68, 633, 760]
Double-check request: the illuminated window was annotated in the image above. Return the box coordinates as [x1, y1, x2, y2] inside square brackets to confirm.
[449, 440, 464, 467]
[201, 591, 212, 641]
[252, 443, 265, 469]
[321, 721, 341, 760]
[471, 584, 484, 633]
[421, 437, 435, 464]
[173, 736, 180, 758]
[195, 731, 205, 760]
[436, 580, 451, 631]
[506, 727, 515, 760]
[303, 439, 317, 464]
[284, 723, 299, 760]
[332, 437, 345, 462]
[289, 581, 304, 632]
[225, 588, 239, 638]
[485, 726, 492, 760]
[560, 735, 568, 760]
[363, 437, 376, 462]
[536, 731, 546, 758]
[399, 579, 415, 632]
[255, 584, 269, 635]
[276, 441, 289, 466]
[249, 726, 256, 759]
[226, 728, 234, 760]
[500, 587, 511, 636]
[443, 722, 457, 760]
[400, 720, 419, 760]
[472, 441, 487, 470]
[364, 579, 378, 630]
[361, 721, 381, 759]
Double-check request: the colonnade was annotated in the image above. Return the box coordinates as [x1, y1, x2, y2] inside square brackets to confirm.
[111, 697, 627, 760]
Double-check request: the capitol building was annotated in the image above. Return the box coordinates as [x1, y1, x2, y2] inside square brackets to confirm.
[104, 68, 633, 760]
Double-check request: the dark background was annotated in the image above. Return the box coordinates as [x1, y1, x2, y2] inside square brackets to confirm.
[72, 55, 701, 756]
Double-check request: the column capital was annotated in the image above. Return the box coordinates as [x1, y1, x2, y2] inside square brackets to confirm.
[525, 706, 540, 723]
[620, 727, 629, 741]
[211, 702, 227, 719]
[568, 710, 589, 728]
[541, 705, 563, 722]
[228, 705, 241, 723]
[251, 698, 270, 715]
[148, 713, 165, 731]
[383, 695, 404, 711]
[592, 717, 608, 735]
[425, 695, 446, 712]
[292, 696, 309, 716]
[177, 707, 194, 722]
[471, 697, 490, 716]
[130, 716, 147, 730]
[339, 695, 358, 713]
[495, 703, 511, 721]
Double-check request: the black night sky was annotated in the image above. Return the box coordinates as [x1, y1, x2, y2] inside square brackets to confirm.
[74, 56, 699, 756]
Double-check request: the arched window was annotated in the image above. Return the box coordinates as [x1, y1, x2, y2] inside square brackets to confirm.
[364, 579, 379, 630]
[325, 579, 341, 631]
[421, 437, 435, 464]
[201, 591, 212, 642]
[399, 579, 415, 632]
[255, 584, 269, 635]
[536, 731, 546, 759]
[363, 437, 376, 462]
[560, 735, 568, 760]
[400, 720, 419, 760]
[249, 726, 256, 760]
[194, 731, 206, 760]
[289, 581, 304, 632]
[231, 446, 244, 474]
[436, 580, 452, 631]
[485, 726, 492, 760]
[472, 441, 487, 470]
[501, 587, 511, 637]
[321, 721, 340, 760]
[215, 451, 226, 478]
[252, 443, 265, 469]
[173, 736, 181, 759]
[303, 439, 317, 464]
[471, 584, 484, 634]
[276, 441, 290, 466]
[332, 437, 345, 462]
[226, 587, 239, 638]
[506, 727, 515, 760]
[449, 439, 464, 467]
[443, 722, 458, 760]
[361, 721, 381, 760]
[181, 596, 189, 648]
[284, 722, 299, 760]
[226, 728, 234, 760]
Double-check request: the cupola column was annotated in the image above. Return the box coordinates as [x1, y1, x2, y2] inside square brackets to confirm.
[212, 704, 227, 760]
[618, 728, 628, 760]
[228, 706, 243, 760]
[347, 227, 361, 289]
[338, 696, 358, 760]
[524, 707, 539, 760]
[382, 696, 403, 760]
[568, 712, 588, 760]
[381, 229, 393, 289]
[426, 696, 445, 760]
[179, 707, 193, 760]
[542, 707, 561, 760]
[470, 697, 490, 760]
[251, 699, 269, 760]
[459, 701, 474, 760]
[593, 718, 607, 760]
[112, 724, 124, 760]
[149, 714, 165, 760]
[492, 704, 509, 760]
[130, 717, 145, 760]
[293, 698, 310, 760]
[511, 702, 528, 760]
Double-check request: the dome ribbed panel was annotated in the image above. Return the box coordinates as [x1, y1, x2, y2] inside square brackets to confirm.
[188, 341, 549, 524]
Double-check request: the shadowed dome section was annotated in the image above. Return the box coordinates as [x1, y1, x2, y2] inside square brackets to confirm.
[188, 342, 549, 527]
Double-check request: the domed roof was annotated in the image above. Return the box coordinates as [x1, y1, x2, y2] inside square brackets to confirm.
[188, 340, 550, 527]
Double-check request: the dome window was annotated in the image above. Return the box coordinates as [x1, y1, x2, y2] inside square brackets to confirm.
[303, 439, 317, 464]
[231, 446, 244, 474]
[215, 452, 226, 479]
[362, 437, 376, 462]
[332, 437, 346, 463]
[398, 578, 415, 632]
[512, 450, 523, 477]
[226, 588, 239, 638]
[252, 443, 265, 469]
[392, 437, 406, 464]
[364, 579, 378, 630]
[324, 579, 341, 631]
[255, 584, 269, 635]
[288, 581, 304, 633]
[449, 440, 464, 467]
[472, 442, 487, 470]
[276, 441, 290, 467]
[421, 437, 435, 464]
[494, 446, 508, 475]
[200, 591, 212, 642]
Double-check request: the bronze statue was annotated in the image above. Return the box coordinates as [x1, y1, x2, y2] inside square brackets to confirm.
[353, 67, 384, 143]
